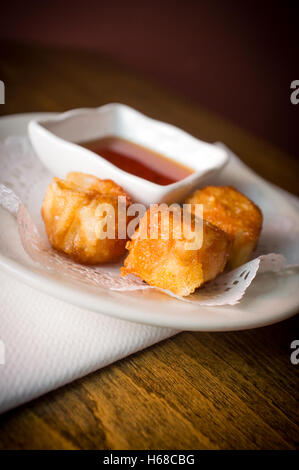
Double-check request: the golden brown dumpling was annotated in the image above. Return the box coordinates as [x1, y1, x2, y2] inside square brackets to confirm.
[184, 186, 263, 269]
[121, 206, 230, 296]
[42, 172, 131, 264]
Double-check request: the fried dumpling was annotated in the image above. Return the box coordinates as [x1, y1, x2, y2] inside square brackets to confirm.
[42, 172, 131, 264]
[121, 206, 230, 296]
[184, 186, 263, 269]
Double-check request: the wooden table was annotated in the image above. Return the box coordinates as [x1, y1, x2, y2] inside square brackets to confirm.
[0, 43, 298, 450]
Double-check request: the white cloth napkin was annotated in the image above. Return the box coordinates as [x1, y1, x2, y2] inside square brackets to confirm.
[0, 271, 176, 414]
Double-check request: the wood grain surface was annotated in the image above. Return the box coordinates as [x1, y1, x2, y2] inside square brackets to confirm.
[0, 43, 298, 450]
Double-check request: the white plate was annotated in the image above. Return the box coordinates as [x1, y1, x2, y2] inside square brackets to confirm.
[0, 113, 299, 331]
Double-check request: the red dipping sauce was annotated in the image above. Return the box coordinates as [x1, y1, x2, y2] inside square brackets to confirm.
[80, 136, 193, 186]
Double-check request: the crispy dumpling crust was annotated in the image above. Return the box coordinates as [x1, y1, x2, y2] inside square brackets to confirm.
[184, 186, 263, 269]
[42, 172, 131, 264]
[121, 207, 230, 296]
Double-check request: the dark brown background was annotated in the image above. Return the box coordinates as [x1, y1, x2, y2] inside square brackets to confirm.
[1, 0, 298, 159]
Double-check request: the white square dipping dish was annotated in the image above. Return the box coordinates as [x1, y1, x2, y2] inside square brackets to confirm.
[28, 103, 229, 204]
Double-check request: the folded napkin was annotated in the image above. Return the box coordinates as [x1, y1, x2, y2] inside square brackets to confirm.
[0, 271, 176, 414]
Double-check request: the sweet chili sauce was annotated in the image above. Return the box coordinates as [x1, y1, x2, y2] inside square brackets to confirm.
[80, 136, 193, 185]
